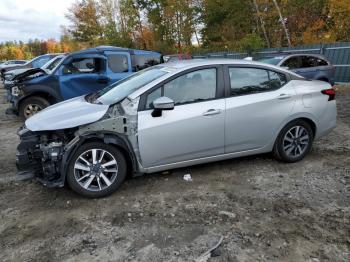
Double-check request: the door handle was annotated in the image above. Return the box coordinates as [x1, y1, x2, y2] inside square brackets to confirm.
[203, 109, 222, 116]
[277, 94, 292, 100]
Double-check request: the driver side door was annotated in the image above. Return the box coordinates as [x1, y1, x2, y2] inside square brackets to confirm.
[137, 66, 225, 168]
[58, 55, 108, 100]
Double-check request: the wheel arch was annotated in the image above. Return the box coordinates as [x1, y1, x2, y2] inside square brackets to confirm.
[60, 132, 138, 184]
[272, 114, 318, 147]
[19, 91, 57, 105]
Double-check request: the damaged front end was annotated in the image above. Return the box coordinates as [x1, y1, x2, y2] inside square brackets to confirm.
[16, 126, 77, 187]
[15, 94, 141, 188]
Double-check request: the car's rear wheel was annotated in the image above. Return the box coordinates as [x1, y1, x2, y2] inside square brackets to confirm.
[66, 142, 127, 198]
[273, 120, 314, 162]
[19, 96, 51, 119]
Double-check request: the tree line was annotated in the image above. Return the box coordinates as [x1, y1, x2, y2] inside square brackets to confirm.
[1, 0, 350, 61]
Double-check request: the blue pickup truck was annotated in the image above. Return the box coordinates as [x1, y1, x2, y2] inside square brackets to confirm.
[7, 46, 163, 119]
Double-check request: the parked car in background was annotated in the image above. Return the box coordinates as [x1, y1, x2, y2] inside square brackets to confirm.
[0, 54, 61, 80]
[8, 46, 162, 119]
[3, 54, 66, 84]
[258, 54, 335, 85]
[0, 60, 28, 80]
[163, 53, 192, 62]
[16, 59, 336, 197]
[0, 60, 27, 66]
[5, 55, 67, 114]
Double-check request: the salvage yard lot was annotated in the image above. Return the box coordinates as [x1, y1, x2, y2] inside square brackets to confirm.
[0, 85, 349, 261]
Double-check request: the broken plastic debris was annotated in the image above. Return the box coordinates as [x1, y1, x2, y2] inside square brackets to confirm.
[183, 174, 192, 182]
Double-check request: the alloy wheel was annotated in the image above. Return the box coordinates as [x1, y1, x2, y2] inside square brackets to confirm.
[24, 104, 43, 118]
[283, 125, 310, 157]
[74, 149, 119, 192]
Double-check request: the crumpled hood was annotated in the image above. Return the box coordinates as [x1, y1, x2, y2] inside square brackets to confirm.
[13, 68, 46, 82]
[25, 95, 109, 131]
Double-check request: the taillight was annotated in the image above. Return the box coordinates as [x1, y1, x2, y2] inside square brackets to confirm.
[321, 88, 336, 101]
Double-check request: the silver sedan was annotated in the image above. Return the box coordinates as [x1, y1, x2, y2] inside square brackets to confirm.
[18, 59, 337, 197]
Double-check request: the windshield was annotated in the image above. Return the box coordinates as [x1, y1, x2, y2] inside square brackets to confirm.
[258, 57, 284, 65]
[96, 66, 172, 105]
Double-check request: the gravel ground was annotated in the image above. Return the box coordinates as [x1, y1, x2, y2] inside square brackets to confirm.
[0, 85, 349, 262]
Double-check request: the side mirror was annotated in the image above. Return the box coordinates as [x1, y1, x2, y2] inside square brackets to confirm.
[151, 96, 174, 117]
[281, 66, 289, 70]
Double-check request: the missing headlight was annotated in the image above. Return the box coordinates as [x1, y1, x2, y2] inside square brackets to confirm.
[11, 86, 20, 96]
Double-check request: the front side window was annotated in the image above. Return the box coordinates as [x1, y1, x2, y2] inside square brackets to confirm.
[282, 57, 300, 69]
[107, 54, 129, 73]
[145, 68, 217, 109]
[62, 58, 103, 75]
[229, 67, 286, 96]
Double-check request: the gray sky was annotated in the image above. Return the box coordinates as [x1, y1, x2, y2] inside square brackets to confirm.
[0, 0, 75, 42]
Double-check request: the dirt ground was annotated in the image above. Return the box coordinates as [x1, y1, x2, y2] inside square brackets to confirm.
[0, 85, 349, 262]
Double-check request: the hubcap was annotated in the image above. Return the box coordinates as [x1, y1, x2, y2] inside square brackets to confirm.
[24, 104, 42, 118]
[74, 149, 118, 192]
[283, 126, 309, 157]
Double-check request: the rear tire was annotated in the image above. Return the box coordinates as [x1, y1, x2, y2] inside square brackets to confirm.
[66, 142, 127, 198]
[19, 96, 51, 119]
[273, 120, 314, 163]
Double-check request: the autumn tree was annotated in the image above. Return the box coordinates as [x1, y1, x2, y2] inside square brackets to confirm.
[66, 0, 104, 45]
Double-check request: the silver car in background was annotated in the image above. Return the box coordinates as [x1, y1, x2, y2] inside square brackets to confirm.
[16, 59, 337, 197]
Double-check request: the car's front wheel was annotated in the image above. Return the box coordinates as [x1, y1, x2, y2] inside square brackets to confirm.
[273, 120, 314, 162]
[19, 96, 51, 119]
[67, 142, 127, 198]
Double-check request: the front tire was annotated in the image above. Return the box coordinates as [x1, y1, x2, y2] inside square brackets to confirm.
[66, 142, 127, 198]
[19, 96, 51, 119]
[273, 120, 314, 163]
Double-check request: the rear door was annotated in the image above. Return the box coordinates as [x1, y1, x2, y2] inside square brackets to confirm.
[105, 51, 132, 84]
[58, 55, 108, 100]
[224, 66, 296, 153]
[138, 66, 225, 168]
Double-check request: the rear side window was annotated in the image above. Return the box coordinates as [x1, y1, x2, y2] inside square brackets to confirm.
[107, 54, 129, 73]
[282, 57, 300, 69]
[301, 56, 328, 68]
[132, 55, 161, 71]
[316, 58, 328, 66]
[229, 67, 287, 96]
[62, 58, 104, 75]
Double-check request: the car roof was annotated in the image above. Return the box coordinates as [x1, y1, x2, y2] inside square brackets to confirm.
[69, 46, 161, 57]
[164, 58, 294, 72]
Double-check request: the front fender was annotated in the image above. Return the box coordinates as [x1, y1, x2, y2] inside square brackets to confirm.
[60, 132, 138, 183]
